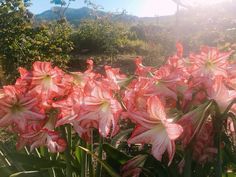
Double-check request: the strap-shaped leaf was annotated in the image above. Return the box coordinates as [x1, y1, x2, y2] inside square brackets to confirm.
[9, 170, 49, 177]
[78, 146, 121, 177]
[0, 166, 16, 177]
[7, 153, 66, 169]
[103, 143, 131, 165]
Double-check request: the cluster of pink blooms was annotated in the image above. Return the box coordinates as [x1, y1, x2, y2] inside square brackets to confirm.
[0, 44, 235, 166]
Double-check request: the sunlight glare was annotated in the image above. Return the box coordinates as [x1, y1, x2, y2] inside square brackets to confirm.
[138, 0, 176, 17]
[181, 0, 231, 7]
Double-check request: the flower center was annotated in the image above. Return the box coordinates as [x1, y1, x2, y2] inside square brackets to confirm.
[43, 75, 52, 87]
[101, 101, 110, 112]
[205, 60, 214, 69]
[11, 102, 24, 114]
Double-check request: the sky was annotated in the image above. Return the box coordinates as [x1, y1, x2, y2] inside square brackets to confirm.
[29, 0, 230, 17]
[29, 0, 178, 17]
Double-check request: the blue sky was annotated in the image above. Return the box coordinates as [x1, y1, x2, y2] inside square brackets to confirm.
[29, 0, 177, 17]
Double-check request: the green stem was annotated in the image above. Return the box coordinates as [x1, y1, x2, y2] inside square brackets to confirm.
[60, 126, 73, 177]
[80, 140, 86, 177]
[96, 136, 103, 177]
[212, 100, 223, 177]
[216, 131, 222, 177]
[87, 143, 94, 177]
[88, 129, 94, 177]
[214, 114, 223, 177]
[66, 125, 72, 153]
[222, 99, 236, 117]
[183, 148, 192, 177]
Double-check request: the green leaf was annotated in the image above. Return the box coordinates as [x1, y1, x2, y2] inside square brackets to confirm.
[143, 155, 169, 177]
[103, 143, 131, 165]
[78, 146, 121, 177]
[7, 153, 66, 169]
[0, 166, 17, 177]
[111, 128, 133, 147]
[9, 170, 49, 177]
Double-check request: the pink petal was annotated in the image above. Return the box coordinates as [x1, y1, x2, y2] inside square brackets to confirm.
[147, 96, 166, 120]
[165, 122, 183, 140]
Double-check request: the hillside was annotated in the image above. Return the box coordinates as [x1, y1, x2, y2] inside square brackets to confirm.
[35, 7, 139, 25]
[35, 6, 174, 25]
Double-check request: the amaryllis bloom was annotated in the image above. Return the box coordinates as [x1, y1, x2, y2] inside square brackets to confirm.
[104, 65, 127, 91]
[19, 126, 66, 153]
[226, 63, 236, 90]
[79, 81, 122, 137]
[180, 77, 211, 109]
[165, 43, 189, 79]
[178, 102, 211, 147]
[0, 86, 45, 132]
[135, 57, 155, 76]
[207, 76, 236, 112]
[29, 61, 72, 106]
[70, 59, 98, 90]
[178, 102, 217, 164]
[176, 42, 184, 58]
[124, 77, 157, 112]
[18, 115, 66, 153]
[153, 65, 182, 100]
[53, 89, 83, 126]
[189, 47, 232, 78]
[121, 155, 148, 177]
[192, 122, 217, 164]
[15, 67, 32, 92]
[52, 89, 89, 139]
[127, 96, 183, 164]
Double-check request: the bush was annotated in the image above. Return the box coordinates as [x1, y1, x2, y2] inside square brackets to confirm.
[71, 19, 131, 55]
[0, 0, 73, 83]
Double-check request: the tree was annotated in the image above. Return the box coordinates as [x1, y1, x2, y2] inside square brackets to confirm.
[0, 0, 73, 83]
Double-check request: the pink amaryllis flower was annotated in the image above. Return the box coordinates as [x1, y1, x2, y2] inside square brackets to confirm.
[29, 61, 72, 106]
[104, 65, 127, 91]
[178, 102, 212, 147]
[207, 76, 236, 112]
[153, 65, 183, 100]
[192, 121, 217, 164]
[176, 42, 184, 58]
[0, 86, 45, 132]
[135, 57, 155, 76]
[15, 67, 32, 92]
[79, 81, 122, 137]
[52, 89, 90, 140]
[225, 63, 236, 91]
[121, 155, 148, 177]
[124, 77, 157, 112]
[17, 114, 66, 153]
[189, 47, 232, 78]
[127, 96, 183, 164]
[53, 89, 83, 126]
[18, 126, 66, 153]
[70, 59, 97, 90]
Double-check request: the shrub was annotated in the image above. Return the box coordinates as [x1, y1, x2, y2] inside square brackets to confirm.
[0, 0, 73, 83]
[71, 19, 130, 55]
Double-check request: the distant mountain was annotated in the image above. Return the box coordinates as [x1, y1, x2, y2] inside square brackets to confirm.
[35, 7, 143, 25]
[35, 1, 236, 26]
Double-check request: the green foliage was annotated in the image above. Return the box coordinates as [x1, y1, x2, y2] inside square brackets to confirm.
[130, 24, 175, 56]
[0, 0, 73, 83]
[71, 19, 133, 55]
